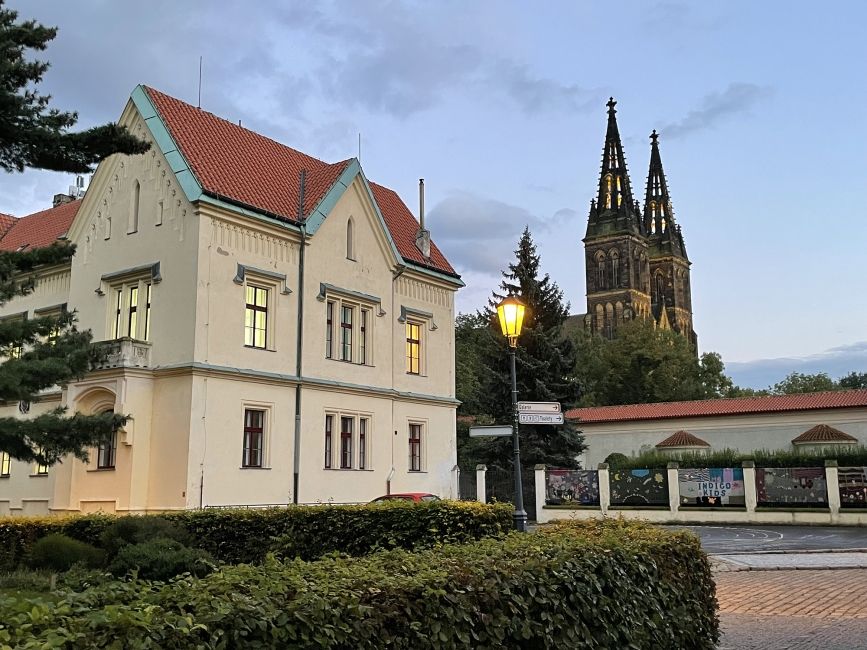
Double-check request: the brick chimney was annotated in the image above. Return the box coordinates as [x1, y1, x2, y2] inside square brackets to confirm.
[53, 193, 75, 208]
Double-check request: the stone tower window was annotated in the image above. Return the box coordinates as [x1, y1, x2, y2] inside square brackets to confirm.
[609, 250, 619, 288]
[596, 252, 606, 289]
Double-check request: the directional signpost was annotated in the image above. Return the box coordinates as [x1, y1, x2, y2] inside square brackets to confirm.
[517, 401, 563, 425]
[469, 425, 513, 438]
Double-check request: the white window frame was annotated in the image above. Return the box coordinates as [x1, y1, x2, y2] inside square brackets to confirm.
[408, 420, 426, 472]
[0, 452, 10, 477]
[323, 410, 372, 470]
[323, 296, 375, 366]
[240, 402, 272, 469]
[109, 278, 152, 341]
[234, 264, 291, 353]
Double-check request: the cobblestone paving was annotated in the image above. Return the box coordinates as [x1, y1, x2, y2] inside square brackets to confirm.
[717, 569, 867, 649]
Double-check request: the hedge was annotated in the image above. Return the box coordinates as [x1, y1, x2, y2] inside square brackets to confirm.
[0, 501, 513, 569]
[608, 445, 867, 470]
[0, 520, 719, 649]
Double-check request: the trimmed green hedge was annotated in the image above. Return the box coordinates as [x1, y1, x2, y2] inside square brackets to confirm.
[608, 445, 867, 470]
[0, 501, 513, 569]
[0, 520, 719, 649]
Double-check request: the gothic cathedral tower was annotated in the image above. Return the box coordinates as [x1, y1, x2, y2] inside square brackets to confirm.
[584, 99, 697, 345]
[584, 99, 651, 338]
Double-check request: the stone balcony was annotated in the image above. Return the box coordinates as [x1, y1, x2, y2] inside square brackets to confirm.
[93, 338, 151, 369]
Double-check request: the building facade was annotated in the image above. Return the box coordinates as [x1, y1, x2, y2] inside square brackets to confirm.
[566, 390, 867, 468]
[0, 86, 463, 516]
[584, 99, 696, 344]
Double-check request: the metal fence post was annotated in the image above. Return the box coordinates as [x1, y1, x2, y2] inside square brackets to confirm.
[742, 461, 757, 514]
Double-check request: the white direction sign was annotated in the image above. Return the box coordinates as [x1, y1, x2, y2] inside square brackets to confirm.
[518, 401, 561, 414]
[469, 425, 513, 438]
[518, 412, 565, 425]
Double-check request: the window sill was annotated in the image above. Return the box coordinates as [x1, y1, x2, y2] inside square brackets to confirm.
[244, 345, 275, 352]
[323, 468, 375, 472]
[240, 466, 271, 470]
[29, 474, 49, 478]
[326, 357, 372, 367]
[408, 470, 428, 474]
[87, 467, 116, 472]
[406, 372, 428, 378]
[0, 475, 9, 479]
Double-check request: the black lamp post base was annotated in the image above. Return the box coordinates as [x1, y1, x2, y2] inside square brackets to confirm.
[513, 509, 528, 532]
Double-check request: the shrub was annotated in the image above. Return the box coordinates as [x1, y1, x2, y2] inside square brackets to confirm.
[0, 501, 513, 570]
[0, 520, 719, 649]
[107, 538, 214, 581]
[99, 515, 190, 556]
[28, 534, 102, 572]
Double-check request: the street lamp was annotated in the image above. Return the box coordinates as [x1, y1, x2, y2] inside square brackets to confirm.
[496, 294, 528, 532]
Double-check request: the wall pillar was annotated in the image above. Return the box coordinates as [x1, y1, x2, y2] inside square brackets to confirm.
[476, 464, 487, 504]
[667, 462, 680, 516]
[451, 464, 460, 500]
[826, 460, 841, 517]
[742, 461, 757, 514]
[534, 464, 546, 523]
[598, 463, 610, 516]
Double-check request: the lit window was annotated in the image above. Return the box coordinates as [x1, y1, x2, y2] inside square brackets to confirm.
[245, 286, 268, 349]
[144, 283, 152, 341]
[34, 456, 48, 476]
[409, 423, 422, 472]
[359, 309, 369, 365]
[340, 416, 353, 469]
[0, 452, 10, 477]
[242, 409, 265, 468]
[97, 430, 117, 469]
[340, 306, 353, 361]
[324, 415, 333, 469]
[113, 288, 123, 338]
[128, 286, 138, 337]
[110, 279, 152, 340]
[406, 322, 421, 375]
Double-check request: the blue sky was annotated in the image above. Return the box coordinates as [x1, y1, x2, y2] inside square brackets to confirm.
[3, 1, 866, 388]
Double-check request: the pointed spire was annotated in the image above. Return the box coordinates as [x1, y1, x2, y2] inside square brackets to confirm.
[595, 97, 637, 220]
[644, 129, 674, 236]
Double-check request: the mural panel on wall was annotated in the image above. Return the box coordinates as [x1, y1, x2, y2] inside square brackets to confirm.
[545, 469, 600, 506]
[756, 467, 827, 507]
[609, 469, 668, 507]
[678, 468, 745, 507]
[838, 467, 867, 508]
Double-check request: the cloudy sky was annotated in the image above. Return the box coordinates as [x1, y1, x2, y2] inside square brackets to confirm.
[3, 1, 866, 388]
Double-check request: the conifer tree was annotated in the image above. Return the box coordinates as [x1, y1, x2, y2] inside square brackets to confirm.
[0, 1, 149, 173]
[0, 1, 139, 464]
[475, 227, 585, 470]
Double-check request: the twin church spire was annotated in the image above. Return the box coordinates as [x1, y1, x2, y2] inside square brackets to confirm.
[583, 98, 696, 346]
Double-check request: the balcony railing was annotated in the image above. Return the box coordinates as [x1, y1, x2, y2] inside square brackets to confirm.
[93, 338, 151, 369]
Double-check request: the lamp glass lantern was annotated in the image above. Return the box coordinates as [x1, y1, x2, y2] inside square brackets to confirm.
[496, 295, 526, 347]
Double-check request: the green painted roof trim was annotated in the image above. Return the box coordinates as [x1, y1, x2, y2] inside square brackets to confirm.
[131, 86, 203, 204]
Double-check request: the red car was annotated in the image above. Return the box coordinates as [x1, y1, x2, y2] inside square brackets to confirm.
[370, 492, 440, 503]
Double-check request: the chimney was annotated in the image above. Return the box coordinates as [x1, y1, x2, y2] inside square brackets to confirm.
[415, 178, 431, 259]
[53, 193, 75, 208]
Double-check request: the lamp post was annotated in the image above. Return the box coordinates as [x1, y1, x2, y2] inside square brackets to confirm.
[496, 295, 528, 532]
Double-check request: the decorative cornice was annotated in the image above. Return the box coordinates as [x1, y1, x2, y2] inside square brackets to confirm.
[316, 283, 385, 316]
[398, 305, 438, 330]
[233, 264, 292, 295]
[96, 262, 161, 296]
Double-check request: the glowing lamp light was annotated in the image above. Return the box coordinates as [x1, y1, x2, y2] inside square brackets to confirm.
[496, 295, 526, 347]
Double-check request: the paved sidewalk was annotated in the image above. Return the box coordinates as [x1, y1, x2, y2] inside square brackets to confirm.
[715, 551, 867, 570]
[717, 569, 867, 649]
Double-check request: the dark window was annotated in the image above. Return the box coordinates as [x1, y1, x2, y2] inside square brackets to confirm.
[610, 254, 619, 287]
[359, 309, 369, 365]
[340, 416, 353, 469]
[324, 415, 333, 468]
[341, 306, 353, 361]
[245, 286, 268, 349]
[409, 424, 422, 471]
[406, 323, 420, 374]
[144, 283, 152, 341]
[113, 288, 123, 338]
[242, 409, 265, 468]
[596, 258, 606, 289]
[359, 417, 367, 469]
[326, 301, 334, 358]
[97, 431, 117, 469]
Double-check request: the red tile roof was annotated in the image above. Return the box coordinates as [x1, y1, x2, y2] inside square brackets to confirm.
[0, 213, 16, 238]
[144, 87, 457, 277]
[567, 390, 867, 424]
[656, 430, 710, 448]
[792, 424, 857, 444]
[0, 200, 81, 252]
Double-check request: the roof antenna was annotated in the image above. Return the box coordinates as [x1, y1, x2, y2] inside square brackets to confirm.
[197, 56, 203, 109]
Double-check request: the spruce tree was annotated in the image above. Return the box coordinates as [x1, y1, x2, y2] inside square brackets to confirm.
[475, 227, 585, 470]
[0, 1, 149, 173]
[0, 1, 140, 464]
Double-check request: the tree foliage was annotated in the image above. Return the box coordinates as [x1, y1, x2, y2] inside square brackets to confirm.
[0, 1, 149, 173]
[459, 228, 585, 471]
[0, 245, 128, 464]
[574, 318, 733, 406]
[727, 371, 867, 397]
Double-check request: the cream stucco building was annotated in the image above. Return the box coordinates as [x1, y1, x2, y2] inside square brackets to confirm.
[0, 86, 463, 515]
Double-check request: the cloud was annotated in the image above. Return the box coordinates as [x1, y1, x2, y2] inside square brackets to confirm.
[428, 192, 574, 274]
[493, 61, 597, 115]
[726, 341, 867, 389]
[660, 83, 772, 139]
